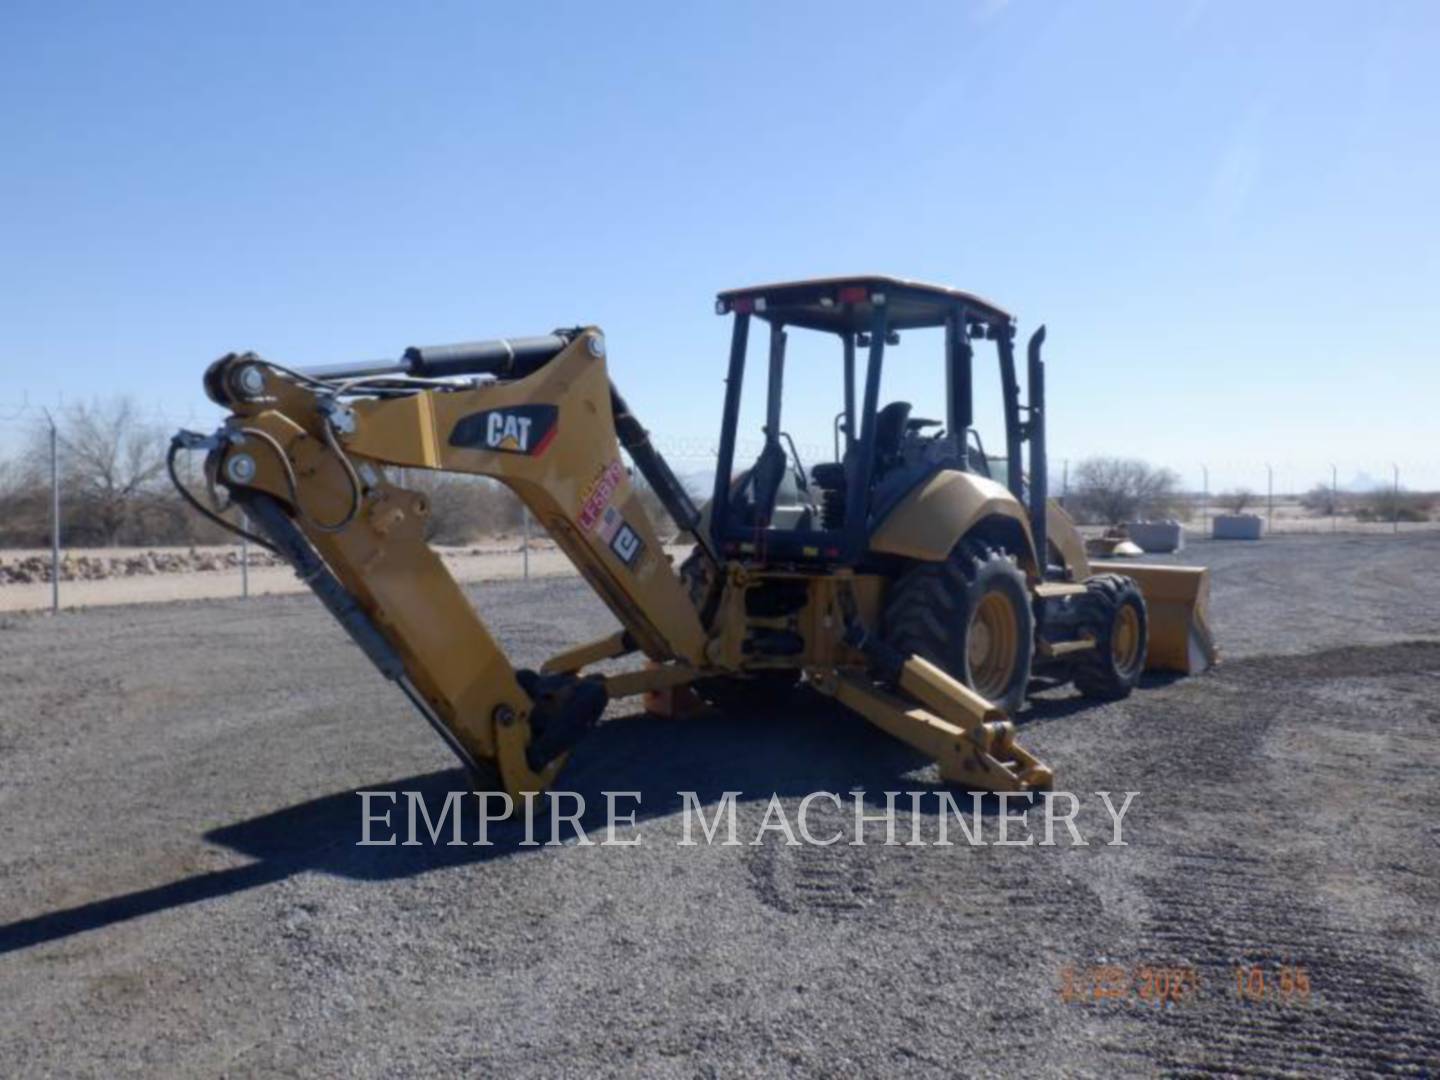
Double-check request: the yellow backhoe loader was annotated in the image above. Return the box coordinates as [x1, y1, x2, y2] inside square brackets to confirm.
[172, 277, 1214, 800]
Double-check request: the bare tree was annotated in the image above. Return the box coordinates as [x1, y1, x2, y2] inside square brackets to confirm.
[1219, 487, 1255, 514]
[37, 399, 167, 546]
[0, 453, 24, 505]
[1071, 456, 1181, 525]
[0, 452, 42, 546]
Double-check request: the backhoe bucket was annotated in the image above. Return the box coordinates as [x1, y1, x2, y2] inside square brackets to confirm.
[1090, 561, 1217, 674]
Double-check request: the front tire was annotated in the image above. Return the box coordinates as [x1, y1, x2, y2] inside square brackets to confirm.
[881, 540, 1035, 714]
[1073, 574, 1148, 701]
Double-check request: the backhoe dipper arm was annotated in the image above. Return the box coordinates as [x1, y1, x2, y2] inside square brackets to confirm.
[193, 328, 709, 798]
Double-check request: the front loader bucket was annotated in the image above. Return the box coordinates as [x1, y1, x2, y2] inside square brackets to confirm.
[1090, 561, 1217, 674]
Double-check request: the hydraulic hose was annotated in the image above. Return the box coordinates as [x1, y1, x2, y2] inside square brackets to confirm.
[166, 436, 277, 553]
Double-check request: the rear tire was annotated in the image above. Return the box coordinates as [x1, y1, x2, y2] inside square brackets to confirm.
[1073, 574, 1148, 701]
[881, 539, 1034, 714]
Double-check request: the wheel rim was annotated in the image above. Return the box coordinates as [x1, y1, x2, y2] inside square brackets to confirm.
[968, 591, 1019, 701]
[1112, 603, 1142, 673]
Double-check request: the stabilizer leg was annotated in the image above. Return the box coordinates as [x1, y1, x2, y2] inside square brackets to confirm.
[541, 630, 634, 675]
[814, 657, 1053, 792]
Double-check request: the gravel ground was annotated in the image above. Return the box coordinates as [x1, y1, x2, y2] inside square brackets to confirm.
[1, 533, 1438, 1077]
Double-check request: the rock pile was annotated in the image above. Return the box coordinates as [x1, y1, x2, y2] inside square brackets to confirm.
[0, 549, 283, 585]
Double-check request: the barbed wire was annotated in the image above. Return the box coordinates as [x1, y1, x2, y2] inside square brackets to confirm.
[0, 400, 214, 427]
[648, 444, 1439, 488]
[0, 395, 1435, 491]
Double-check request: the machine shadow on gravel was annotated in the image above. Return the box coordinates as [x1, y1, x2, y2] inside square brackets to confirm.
[0, 688, 1048, 956]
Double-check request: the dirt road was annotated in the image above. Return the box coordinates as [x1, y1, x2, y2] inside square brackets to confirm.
[2, 534, 1438, 1076]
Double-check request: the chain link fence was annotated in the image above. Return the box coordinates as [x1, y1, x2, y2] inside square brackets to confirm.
[1044, 457, 1436, 537]
[2, 396, 1436, 614]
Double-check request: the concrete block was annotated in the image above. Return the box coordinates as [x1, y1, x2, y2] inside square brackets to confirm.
[1213, 514, 1264, 540]
[1124, 520, 1185, 553]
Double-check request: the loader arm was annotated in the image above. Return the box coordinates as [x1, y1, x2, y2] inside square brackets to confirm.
[193, 329, 709, 797]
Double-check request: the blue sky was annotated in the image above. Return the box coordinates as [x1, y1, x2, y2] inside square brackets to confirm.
[1, 0, 1436, 491]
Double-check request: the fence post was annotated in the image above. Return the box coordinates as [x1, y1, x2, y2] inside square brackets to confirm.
[522, 507, 531, 581]
[1393, 464, 1400, 534]
[1201, 465, 1209, 537]
[1331, 464, 1338, 533]
[44, 409, 60, 614]
[1266, 463, 1274, 533]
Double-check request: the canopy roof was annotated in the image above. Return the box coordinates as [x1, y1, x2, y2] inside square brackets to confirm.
[716, 275, 1013, 334]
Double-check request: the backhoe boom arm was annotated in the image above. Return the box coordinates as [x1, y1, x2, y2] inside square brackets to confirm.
[195, 329, 707, 796]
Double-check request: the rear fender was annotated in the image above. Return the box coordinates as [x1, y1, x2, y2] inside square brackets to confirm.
[870, 470, 1039, 574]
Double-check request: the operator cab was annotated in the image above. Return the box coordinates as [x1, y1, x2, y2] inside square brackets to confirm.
[710, 276, 1027, 565]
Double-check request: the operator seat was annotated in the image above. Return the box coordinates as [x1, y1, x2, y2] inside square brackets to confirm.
[807, 401, 917, 528]
[874, 401, 913, 477]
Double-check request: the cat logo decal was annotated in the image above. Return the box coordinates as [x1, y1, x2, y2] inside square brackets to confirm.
[449, 405, 559, 456]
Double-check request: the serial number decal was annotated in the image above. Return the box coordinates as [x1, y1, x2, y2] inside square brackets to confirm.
[577, 460, 626, 530]
[449, 405, 559, 456]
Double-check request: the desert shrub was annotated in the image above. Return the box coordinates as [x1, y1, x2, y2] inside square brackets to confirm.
[1299, 484, 1343, 516]
[1354, 489, 1433, 523]
[406, 472, 524, 545]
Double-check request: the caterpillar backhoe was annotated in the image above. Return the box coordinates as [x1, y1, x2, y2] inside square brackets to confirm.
[173, 276, 1215, 800]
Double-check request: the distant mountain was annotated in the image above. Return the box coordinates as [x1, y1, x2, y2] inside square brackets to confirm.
[677, 468, 717, 499]
[1345, 471, 1390, 493]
